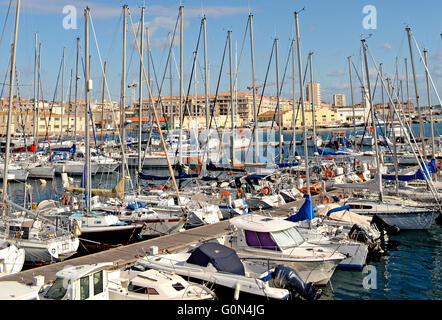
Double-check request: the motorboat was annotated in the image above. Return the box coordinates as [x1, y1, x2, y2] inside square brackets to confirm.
[137, 242, 322, 300]
[0, 241, 25, 277]
[227, 214, 345, 285]
[107, 267, 215, 300]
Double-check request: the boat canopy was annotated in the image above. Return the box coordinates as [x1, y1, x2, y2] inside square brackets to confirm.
[186, 243, 245, 276]
[285, 194, 315, 222]
[326, 205, 351, 216]
[315, 145, 350, 156]
[382, 159, 437, 181]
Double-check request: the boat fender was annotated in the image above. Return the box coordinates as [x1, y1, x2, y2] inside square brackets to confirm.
[271, 264, 322, 300]
[234, 282, 241, 300]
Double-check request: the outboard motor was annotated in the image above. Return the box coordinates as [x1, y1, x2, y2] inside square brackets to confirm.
[348, 224, 370, 243]
[271, 265, 322, 300]
[371, 214, 400, 236]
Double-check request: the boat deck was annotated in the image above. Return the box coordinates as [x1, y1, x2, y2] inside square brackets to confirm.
[0, 196, 316, 285]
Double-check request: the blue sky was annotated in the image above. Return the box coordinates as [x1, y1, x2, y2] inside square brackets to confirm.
[0, 0, 441, 106]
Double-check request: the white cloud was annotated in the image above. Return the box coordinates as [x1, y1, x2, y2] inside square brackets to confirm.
[381, 42, 394, 50]
[327, 69, 346, 77]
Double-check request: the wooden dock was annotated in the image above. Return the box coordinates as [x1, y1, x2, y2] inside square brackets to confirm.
[0, 197, 311, 285]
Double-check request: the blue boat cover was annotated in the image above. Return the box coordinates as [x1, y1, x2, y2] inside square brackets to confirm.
[37, 144, 76, 154]
[315, 146, 350, 156]
[125, 202, 147, 210]
[382, 159, 437, 181]
[186, 242, 245, 276]
[285, 194, 315, 222]
[326, 205, 351, 216]
[138, 171, 199, 180]
[277, 162, 299, 168]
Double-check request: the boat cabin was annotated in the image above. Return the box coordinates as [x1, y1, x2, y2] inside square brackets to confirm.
[41, 263, 112, 300]
[229, 214, 305, 252]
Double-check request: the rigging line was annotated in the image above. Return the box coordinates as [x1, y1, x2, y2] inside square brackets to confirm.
[244, 40, 276, 162]
[126, 17, 141, 87]
[148, 46, 169, 123]
[195, 34, 229, 172]
[89, 11, 134, 191]
[232, 17, 250, 92]
[411, 32, 442, 107]
[367, 43, 441, 208]
[180, 20, 203, 126]
[157, 14, 180, 96]
[37, 44, 53, 166]
[128, 9, 185, 208]
[0, 48, 11, 98]
[265, 40, 293, 157]
[14, 67, 27, 146]
[46, 52, 64, 129]
[0, 0, 12, 51]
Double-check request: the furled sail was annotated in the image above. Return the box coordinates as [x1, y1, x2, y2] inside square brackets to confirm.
[62, 173, 128, 200]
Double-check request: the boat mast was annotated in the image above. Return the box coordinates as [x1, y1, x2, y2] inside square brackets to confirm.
[380, 63, 386, 134]
[36, 42, 41, 147]
[308, 51, 317, 154]
[169, 33, 173, 130]
[33, 33, 37, 155]
[120, 5, 128, 180]
[348, 56, 356, 139]
[249, 13, 259, 163]
[203, 16, 209, 130]
[60, 46, 65, 141]
[84, 6, 92, 213]
[406, 27, 426, 160]
[291, 40, 296, 158]
[67, 68, 73, 140]
[295, 11, 310, 199]
[179, 5, 183, 165]
[1, 0, 20, 216]
[362, 39, 383, 202]
[74, 37, 80, 143]
[228, 30, 235, 165]
[387, 78, 399, 195]
[100, 61, 106, 147]
[138, 6, 145, 179]
[404, 58, 411, 128]
[275, 38, 282, 164]
[424, 49, 436, 163]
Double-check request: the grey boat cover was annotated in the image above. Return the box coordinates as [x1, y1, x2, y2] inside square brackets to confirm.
[186, 243, 245, 276]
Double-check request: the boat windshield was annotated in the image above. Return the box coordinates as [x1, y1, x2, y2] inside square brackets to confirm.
[270, 227, 305, 249]
[44, 278, 68, 300]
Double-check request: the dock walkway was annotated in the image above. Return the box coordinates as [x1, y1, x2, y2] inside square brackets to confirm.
[0, 197, 311, 284]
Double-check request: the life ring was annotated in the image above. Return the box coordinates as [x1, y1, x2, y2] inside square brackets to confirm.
[261, 186, 271, 196]
[61, 194, 70, 205]
[220, 191, 231, 201]
[325, 170, 334, 178]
